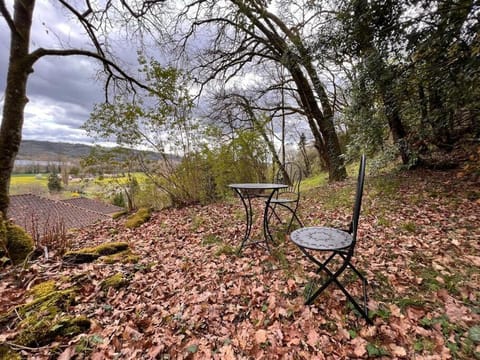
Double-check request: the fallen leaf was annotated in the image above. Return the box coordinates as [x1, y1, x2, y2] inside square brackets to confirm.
[58, 346, 75, 360]
[255, 329, 268, 344]
[389, 344, 407, 357]
[307, 328, 320, 347]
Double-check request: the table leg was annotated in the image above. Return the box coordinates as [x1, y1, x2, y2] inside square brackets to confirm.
[234, 188, 254, 252]
[263, 189, 279, 252]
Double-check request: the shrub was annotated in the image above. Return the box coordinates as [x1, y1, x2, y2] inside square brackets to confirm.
[112, 192, 125, 208]
[29, 216, 70, 256]
[47, 171, 62, 192]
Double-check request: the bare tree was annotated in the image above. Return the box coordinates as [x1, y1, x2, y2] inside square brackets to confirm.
[164, 0, 347, 181]
[208, 90, 285, 173]
[0, 0, 165, 217]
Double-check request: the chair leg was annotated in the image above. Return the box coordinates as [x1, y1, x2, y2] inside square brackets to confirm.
[267, 203, 284, 225]
[330, 271, 371, 324]
[299, 248, 372, 324]
[304, 255, 349, 305]
[286, 205, 303, 232]
[272, 202, 303, 232]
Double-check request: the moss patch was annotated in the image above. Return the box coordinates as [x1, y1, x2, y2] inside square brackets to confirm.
[16, 315, 91, 347]
[101, 249, 139, 264]
[17, 288, 77, 319]
[0, 220, 34, 265]
[101, 272, 129, 290]
[0, 214, 7, 250]
[63, 242, 129, 263]
[112, 210, 128, 219]
[0, 281, 90, 347]
[29, 280, 57, 298]
[125, 207, 152, 229]
[0, 345, 21, 360]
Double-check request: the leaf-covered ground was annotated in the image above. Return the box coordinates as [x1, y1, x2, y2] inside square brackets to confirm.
[1, 166, 479, 359]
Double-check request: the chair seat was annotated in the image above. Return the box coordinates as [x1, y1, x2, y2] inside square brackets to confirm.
[290, 226, 353, 250]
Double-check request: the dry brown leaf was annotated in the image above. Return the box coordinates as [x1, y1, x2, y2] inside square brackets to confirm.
[389, 344, 407, 357]
[255, 329, 268, 344]
[307, 328, 320, 347]
[57, 346, 76, 360]
[351, 337, 367, 357]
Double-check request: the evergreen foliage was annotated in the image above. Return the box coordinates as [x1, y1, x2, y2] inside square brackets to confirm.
[47, 171, 62, 192]
[331, 0, 479, 165]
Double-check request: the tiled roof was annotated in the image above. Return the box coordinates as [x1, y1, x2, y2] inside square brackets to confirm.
[61, 197, 124, 215]
[7, 194, 111, 238]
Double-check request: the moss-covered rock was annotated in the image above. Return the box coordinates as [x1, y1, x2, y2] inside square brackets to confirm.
[112, 209, 128, 219]
[29, 280, 57, 298]
[125, 207, 152, 229]
[0, 280, 90, 347]
[16, 315, 91, 347]
[0, 221, 34, 265]
[101, 249, 139, 264]
[101, 272, 129, 290]
[63, 242, 129, 263]
[18, 287, 77, 319]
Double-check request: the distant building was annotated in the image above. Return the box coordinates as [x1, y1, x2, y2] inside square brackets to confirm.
[61, 197, 124, 216]
[7, 194, 124, 239]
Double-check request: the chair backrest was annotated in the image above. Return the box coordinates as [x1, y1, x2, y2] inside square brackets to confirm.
[350, 154, 366, 242]
[275, 162, 302, 197]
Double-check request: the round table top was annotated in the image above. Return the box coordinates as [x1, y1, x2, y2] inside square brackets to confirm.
[229, 183, 288, 190]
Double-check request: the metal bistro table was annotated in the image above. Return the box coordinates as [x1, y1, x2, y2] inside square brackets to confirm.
[229, 183, 288, 253]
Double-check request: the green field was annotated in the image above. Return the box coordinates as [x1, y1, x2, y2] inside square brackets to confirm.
[9, 173, 149, 200]
[11, 173, 48, 185]
[9, 174, 49, 196]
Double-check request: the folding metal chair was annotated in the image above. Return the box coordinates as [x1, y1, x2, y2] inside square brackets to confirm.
[267, 162, 303, 232]
[289, 155, 372, 324]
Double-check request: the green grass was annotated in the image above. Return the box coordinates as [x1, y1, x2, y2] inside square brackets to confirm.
[299, 158, 362, 192]
[300, 173, 328, 191]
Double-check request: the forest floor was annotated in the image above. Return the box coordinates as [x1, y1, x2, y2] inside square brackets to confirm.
[1, 156, 480, 359]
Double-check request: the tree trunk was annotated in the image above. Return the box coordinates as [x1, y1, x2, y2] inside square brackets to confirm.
[0, 0, 35, 217]
[289, 64, 346, 181]
[301, 59, 347, 180]
[298, 133, 312, 177]
[382, 87, 410, 164]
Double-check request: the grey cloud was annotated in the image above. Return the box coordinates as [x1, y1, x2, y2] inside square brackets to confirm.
[0, 1, 137, 144]
[28, 56, 103, 109]
[21, 119, 94, 144]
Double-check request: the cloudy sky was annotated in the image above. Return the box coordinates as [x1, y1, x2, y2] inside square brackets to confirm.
[0, 0, 140, 144]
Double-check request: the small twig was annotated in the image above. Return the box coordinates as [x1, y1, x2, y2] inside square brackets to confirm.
[1, 341, 50, 351]
[13, 308, 23, 322]
[21, 249, 36, 270]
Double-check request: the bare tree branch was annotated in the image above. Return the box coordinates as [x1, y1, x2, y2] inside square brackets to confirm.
[27, 47, 151, 93]
[0, 0, 17, 36]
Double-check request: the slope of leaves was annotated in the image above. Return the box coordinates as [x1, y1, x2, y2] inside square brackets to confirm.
[0, 167, 479, 359]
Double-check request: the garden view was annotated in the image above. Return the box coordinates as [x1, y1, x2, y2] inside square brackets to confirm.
[1, 0, 479, 359]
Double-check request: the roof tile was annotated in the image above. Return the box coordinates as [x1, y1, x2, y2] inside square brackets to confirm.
[8, 194, 113, 238]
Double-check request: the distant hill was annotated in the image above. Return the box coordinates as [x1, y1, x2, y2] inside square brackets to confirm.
[17, 140, 166, 162]
[18, 140, 96, 160]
